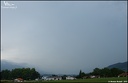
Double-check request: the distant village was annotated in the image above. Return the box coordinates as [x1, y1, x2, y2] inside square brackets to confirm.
[14, 72, 127, 82]
[1, 67, 127, 82]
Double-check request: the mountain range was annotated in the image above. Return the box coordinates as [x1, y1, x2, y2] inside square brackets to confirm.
[1, 59, 27, 70]
[1, 59, 127, 74]
[1, 59, 46, 74]
[107, 61, 127, 72]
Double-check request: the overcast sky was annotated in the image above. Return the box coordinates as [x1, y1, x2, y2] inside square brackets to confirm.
[1, 1, 127, 74]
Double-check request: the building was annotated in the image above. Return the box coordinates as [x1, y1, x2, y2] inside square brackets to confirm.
[118, 72, 128, 77]
[66, 76, 76, 80]
[14, 78, 24, 82]
[42, 76, 62, 81]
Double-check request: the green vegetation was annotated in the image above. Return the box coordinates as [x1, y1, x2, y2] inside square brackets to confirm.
[76, 68, 125, 79]
[1, 67, 127, 83]
[1, 77, 127, 83]
[0, 68, 40, 80]
[41, 77, 127, 82]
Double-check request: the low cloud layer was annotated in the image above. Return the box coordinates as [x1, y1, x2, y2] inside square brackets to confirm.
[1, 1, 127, 74]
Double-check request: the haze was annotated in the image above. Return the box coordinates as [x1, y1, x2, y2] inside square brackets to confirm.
[1, 1, 127, 74]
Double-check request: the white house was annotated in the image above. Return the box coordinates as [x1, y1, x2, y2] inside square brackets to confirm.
[54, 76, 62, 80]
[35, 78, 39, 81]
[47, 77, 54, 80]
[42, 76, 47, 80]
[42, 76, 62, 81]
[90, 75, 96, 78]
[66, 76, 76, 80]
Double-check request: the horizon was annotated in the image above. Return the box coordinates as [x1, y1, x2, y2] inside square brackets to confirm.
[1, 59, 127, 75]
[1, 1, 127, 74]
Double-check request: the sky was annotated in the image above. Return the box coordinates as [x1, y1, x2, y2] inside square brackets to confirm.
[1, 1, 127, 74]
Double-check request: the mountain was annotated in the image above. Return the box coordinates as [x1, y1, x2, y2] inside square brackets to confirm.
[1, 59, 26, 71]
[107, 61, 127, 72]
[1, 59, 47, 75]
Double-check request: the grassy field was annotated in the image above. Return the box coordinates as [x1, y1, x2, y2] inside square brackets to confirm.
[1, 77, 127, 83]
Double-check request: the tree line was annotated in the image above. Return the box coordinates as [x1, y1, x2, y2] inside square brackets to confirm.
[77, 67, 125, 78]
[1, 67, 125, 80]
[0, 68, 40, 80]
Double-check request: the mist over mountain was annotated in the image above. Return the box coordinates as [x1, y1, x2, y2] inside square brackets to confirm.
[1, 59, 46, 75]
[1, 59, 25, 70]
[107, 61, 127, 72]
[1, 59, 127, 76]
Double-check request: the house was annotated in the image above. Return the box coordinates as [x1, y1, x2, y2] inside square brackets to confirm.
[42, 76, 54, 80]
[35, 78, 39, 81]
[46, 76, 54, 80]
[83, 75, 100, 79]
[90, 75, 96, 78]
[42, 76, 62, 81]
[14, 78, 24, 82]
[66, 76, 76, 80]
[42, 76, 47, 80]
[95, 75, 100, 78]
[118, 72, 128, 77]
[54, 76, 62, 80]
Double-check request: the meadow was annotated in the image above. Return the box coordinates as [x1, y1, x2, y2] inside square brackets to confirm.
[1, 77, 127, 83]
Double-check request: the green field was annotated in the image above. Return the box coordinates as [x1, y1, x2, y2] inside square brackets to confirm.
[1, 77, 127, 83]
